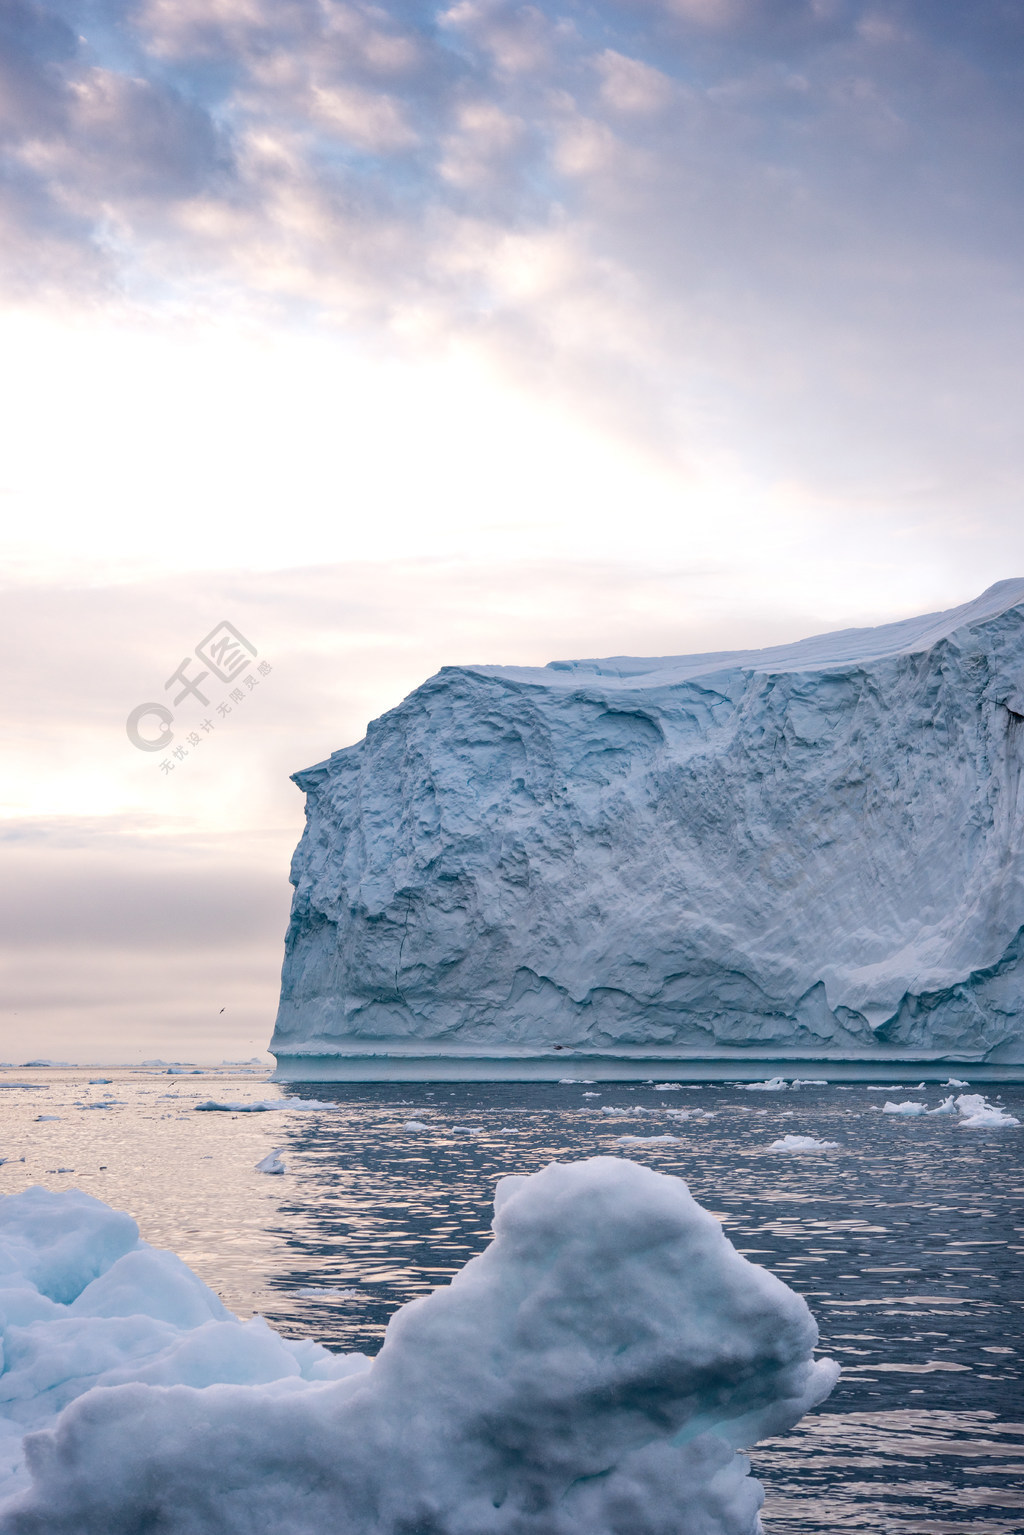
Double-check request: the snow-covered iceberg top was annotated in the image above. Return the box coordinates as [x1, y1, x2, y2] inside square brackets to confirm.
[273, 580, 1024, 1077]
[0, 1160, 837, 1533]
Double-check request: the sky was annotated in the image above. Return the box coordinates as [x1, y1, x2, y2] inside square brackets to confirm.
[3, 0, 1024, 1061]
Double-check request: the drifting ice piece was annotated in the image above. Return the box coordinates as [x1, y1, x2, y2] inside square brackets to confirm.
[272, 580, 1024, 1080]
[0, 1161, 837, 1533]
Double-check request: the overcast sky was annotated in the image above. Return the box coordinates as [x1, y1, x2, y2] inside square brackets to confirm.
[3, 0, 1024, 1060]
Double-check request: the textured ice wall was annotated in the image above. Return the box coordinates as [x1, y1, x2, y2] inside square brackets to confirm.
[273, 581, 1024, 1074]
[1, 1163, 837, 1533]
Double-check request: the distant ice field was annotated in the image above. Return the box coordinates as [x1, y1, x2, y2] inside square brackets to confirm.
[1, 1069, 1021, 1533]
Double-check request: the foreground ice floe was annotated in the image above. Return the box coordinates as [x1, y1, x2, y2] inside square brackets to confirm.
[0, 1160, 837, 1534]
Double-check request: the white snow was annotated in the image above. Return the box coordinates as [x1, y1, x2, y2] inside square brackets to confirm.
[883, 1101, 928, 1116]
[955, 1093, 1021, 1128]
[272, 580, 1024, 1078]
[767, 1135, 839, 1152]
[742, 1078, 787, 1092]
[0, 1160, 837, 1533]
[255, 1150, 286, 1175]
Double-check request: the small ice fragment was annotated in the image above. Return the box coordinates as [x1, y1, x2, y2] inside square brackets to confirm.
[582, 1092, 600, 1097]
[195, 1098, 326, 1113]
[653, 1083, 682, 1091]
[927, 1096, 957, 1116]
[88, 1079, 112, 1085]
[557, 1079, 577, 1084]
[767, 1134, 838, 1152]
[297, 1286, 360, 1299]
[883, 1101, 928, 1116]
[452, 1125, 474, 1134]
[790, 1079, 828, 1087]
[35, 1115, 61, 1121]
[955, 1093, 1020, 1128]
[742, 1078, 787, 1091]
[600, 1105, 630, 1114]
[403, 1120, 430, 1131]
[944, 1078, 969, 1087]
[255, 1149, 286, 1174]
[615, 1134, 681, 1145]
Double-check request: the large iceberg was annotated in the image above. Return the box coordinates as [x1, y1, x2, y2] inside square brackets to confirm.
[273, 580, 1024, 1080]
[0, 1161, 837, 1532]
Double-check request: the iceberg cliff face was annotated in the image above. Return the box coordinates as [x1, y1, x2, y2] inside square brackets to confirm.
[272, 581, 1024, 1079]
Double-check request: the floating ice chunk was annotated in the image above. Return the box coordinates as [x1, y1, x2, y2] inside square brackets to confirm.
[87, 1080, 112, 1086]
[955, 1093, 1021, 1128]
[615, 1134, 681, 1145]
[0, 1162, 837, 1534]
[665, 1108, 715, 1120]
[790, 1080, 828, 1087]
[0, 1187, 366, 1503]
[296, 1287, 360, 1299]
[255, 1150, 286, 1175]
[402, 1120, 429, 1131]
[927, 1096, 957, 1115]
[653, 1083, 682, 1091]
[451, 1125, 474, 1134]
[767, 1134, 839, 1152]
[581, 1092, 600, 1097]
[75, 1102, 118, 1111]
[194, 1098, 327, 1113]
[883, 1101, 928, 1116]
[34, 1117, 60, 1123]
[944, 1078, 970, 1087]
[866, 1085, 904, 1091]
[742, 1078, 787, 1092]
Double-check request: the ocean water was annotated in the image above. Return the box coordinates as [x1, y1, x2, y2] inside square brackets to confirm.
[1, 1069, 1021, 1532]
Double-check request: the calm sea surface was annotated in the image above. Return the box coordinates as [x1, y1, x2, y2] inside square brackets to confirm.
[1, 1069, 1022, 1532]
